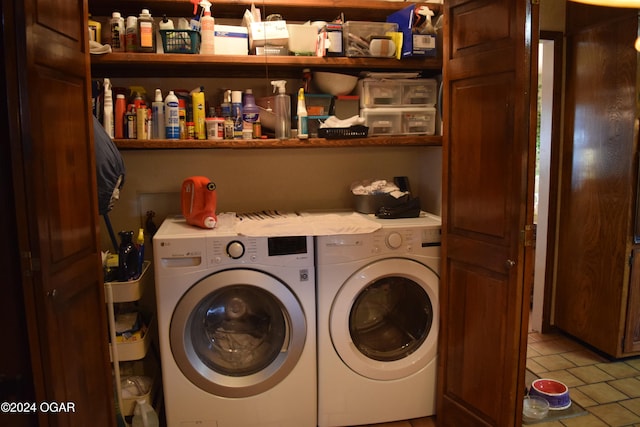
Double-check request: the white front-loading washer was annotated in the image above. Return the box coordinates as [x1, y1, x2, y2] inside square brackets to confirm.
[153, 217, 316, 427]
[315, 212, 441, 427]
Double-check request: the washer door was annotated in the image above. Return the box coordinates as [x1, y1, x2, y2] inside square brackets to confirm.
[330, 258, 438, 381]
[170, 268, 306, 398]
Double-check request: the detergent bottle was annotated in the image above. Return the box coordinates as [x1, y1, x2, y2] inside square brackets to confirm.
[199, 0, 215, 54]
[271, 80, 291, 139]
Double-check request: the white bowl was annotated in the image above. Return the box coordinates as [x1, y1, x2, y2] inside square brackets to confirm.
[313, 71, 358, 96]
[523, 396, 549, 419]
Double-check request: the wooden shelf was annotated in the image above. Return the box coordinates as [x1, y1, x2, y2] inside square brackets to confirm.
[90, 0, 443, 148]
[113, 135, 442, 149]
[89, 0, 441, 22]
[91, 53, 442, 78]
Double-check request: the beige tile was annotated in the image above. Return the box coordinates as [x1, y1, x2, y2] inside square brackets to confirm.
[529, 337, 581, 356]
[597, 361, 640, 379]
[568, 387, 598, 408]
[588, 402, 640, 426]
[528, 332, 560, 343]
[626, 358, 640, 371]
[621, 398, 640, 416]
[559, 413, 609, 426]
[528, 345, 543, 358]
[534, 354, 577, 371]
[528, 358, 549, 375]
[526, 420, 564, 427]
[577, 383, 629, 404]
[609, 377, 640, 398]
[568, 366, 616, 384]
[543, 370, 585, 388]
[562, 350, 609, 367]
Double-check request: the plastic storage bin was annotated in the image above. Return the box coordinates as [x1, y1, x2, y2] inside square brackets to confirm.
[402, 107, 436, 135]
[361, 107, 436, 136]
[359, 78, 438, 108]
[343, 21, 399, 57]
[361, 108, 401, 135]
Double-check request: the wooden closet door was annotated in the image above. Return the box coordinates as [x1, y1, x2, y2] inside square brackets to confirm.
[555, 4, 638, 359]
[438, 0, 535, 425]
[6, 0, 116, 425]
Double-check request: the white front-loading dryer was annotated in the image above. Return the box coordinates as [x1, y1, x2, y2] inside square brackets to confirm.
[153, 217, 316, 427]
[315, 212, 441, 427]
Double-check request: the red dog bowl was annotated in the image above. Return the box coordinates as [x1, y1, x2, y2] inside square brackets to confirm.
[529, 379, 571, 410]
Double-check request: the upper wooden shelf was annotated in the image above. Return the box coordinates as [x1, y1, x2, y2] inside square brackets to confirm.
[91, 53, 442, 78]
[89, 0, 442, 23]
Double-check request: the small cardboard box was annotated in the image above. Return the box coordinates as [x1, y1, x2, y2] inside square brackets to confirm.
[214, 25, 248, 55]
[248, 20, 289, 50]
[387, 4, 437, 58]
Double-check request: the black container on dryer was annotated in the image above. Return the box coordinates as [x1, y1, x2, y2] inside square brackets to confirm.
[136, 9, 156, 53]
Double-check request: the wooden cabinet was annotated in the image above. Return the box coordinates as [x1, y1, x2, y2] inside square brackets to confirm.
[554, 4, 640, 359]
[88, 0, 443, 149]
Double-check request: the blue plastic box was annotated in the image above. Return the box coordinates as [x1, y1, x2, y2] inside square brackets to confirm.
[387, 4, 437, 58]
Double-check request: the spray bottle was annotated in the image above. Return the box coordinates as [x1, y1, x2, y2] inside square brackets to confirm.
[199, 0, 215, 54]
[296, 88, 308, 139]
[271, 80, 291, 140]
[103, 78, 114, 138]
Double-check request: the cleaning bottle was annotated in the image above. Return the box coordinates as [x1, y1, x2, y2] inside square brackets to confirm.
[165, 90, 180, 139]
[199, 0, 215, 55]
[242, 89, 259, 139]
[136, 228, 145, 279]
[118, 230, 139, 281]
[125, 15, 138, 52]
[296, 87, 308, 139]
[231, 90, 243, 139]
[103, 78, 114, 138]
[115, 94, 126, 139]
[221, 90, 234, 140]
[137, 9, 156, 53]
[152, 89, 165, 139]
[110, 12, 125, 52]
[88, 15, 102, 43]
[131, 398, 159, 427]
[271, 80, 291, 139]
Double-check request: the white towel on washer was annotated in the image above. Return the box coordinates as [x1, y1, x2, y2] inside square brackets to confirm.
[235, 212, 381, 237]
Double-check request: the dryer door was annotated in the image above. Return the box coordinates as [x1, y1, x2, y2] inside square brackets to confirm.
[170, 268, 306, 398]
[330, 258, 438, 380]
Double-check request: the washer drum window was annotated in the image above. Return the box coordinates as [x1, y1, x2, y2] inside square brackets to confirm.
[170, 269, 306, 398]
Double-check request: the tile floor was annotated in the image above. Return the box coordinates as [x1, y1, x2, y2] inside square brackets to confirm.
[363, 331, 640, 427]
[525, 332, 640, 427]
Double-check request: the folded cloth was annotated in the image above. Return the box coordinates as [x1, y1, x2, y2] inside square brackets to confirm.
[90, 40, 112, 54]
[235, 212, 381, 237]
[320, 115, 366, 128]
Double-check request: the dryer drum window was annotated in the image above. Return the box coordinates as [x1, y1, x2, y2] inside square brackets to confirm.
[349, 277, 433, 362]
[190, 285, 287, 376]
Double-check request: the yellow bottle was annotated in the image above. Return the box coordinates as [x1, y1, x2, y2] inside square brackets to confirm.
[88, 16, 102, 43]
[192, 90, 206, 140]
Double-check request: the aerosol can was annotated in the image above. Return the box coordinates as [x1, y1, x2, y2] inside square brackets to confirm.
[271, 80, 291, 139]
